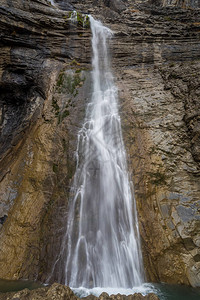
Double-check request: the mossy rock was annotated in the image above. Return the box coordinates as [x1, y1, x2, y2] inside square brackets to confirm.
[56, 72, 65, 87]
[68, 11, 90, 28]
[147, 171, 167, 186]
[56, 69, 85, 96]
[58, 109, 70, 124]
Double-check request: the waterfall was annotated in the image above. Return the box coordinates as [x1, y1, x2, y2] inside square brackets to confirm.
[47, 0, 55, 6]
[64, 16, 144, 289]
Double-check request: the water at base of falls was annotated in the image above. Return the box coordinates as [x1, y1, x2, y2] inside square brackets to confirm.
[72, 284, 155, 298]
[71, 283, 200, 300]
[1, 280, 200, 300]
[63, 16, 144, 289]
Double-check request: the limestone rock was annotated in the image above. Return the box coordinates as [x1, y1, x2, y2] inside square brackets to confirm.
[0, 0, 200, 289]
[0, 283, 160, 300]
[0, 283, 78, 300]
[97, 292, 160, 300]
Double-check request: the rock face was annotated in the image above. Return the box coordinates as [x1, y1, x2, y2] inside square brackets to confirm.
[0, 283, 160, 300]
[85, 292, 160, 300]
[0, 0, 200, 288]
[107, 3, 200, 286]
[0, 0, 91, 282]
[0, 283, 78, 300]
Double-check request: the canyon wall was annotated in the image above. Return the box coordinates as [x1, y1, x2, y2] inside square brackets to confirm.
[0, 0, 199, 287]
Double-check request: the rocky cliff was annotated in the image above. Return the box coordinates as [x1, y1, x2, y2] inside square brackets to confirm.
[0, 0, 200, 288]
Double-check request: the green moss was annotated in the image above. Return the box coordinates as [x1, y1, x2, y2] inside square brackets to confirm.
[84, 15, 90, 28]
[65, 73, 82, 96]
[164, 16, 173, 22]
[69, 11, 90, 28]
[77, 12, 83, 26]
[53, 163, 58, 173]
[56, 72, 65, 87]
[58, 109, 70, 124]
[62, 138, 67, 152]
[77, 12, 90, 28]
[54, 69, 85, 124]
[52, 97, 59, 117]
[70, 59, 80, 66]
[74, 73, 82, 87]
[52, 94, 70, 124]
[56, 70, 82, 95]
[147, 171, 167, 186]
[75, 69, 82, 73]
[62, 109, 70, 118]
[65, 75, 73, 94]
[57, 65, 86, 95]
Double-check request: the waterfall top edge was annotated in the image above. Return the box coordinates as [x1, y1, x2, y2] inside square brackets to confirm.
[89, 15, 114, 36]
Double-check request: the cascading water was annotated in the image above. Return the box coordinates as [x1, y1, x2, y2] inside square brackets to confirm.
[47, 0, 55, 6]
[64, 16, 144, 289]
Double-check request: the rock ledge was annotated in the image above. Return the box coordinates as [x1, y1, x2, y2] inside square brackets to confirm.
[0, 283, 160, 300]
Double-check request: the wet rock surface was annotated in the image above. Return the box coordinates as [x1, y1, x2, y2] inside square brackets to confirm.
[0, 0, 200, 288]
[84, 291, 160, 300]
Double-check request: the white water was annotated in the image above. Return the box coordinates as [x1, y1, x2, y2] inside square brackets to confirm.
[72, 283, 158, 298]
[47, 0, 55, 6]
[69, 11, 78, 23]
[64, 16, 144, 289]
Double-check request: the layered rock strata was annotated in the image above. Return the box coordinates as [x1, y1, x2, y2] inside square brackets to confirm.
[0, 0, 91, 282]
[0, 0, 199, 288]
